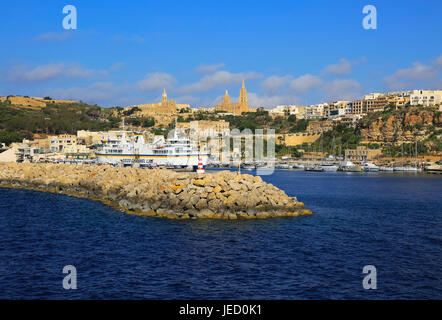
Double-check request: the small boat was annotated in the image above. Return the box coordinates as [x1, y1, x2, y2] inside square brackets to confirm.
[292, 163, 305, 170]
[363, 162, 380, 172]
[379, 166, 394, 172]
[403, 166, 419, 172]
[242, 163, 256, 171]
[320, 163, 339, 172]
[305, 165, 323, 172]
[340, 161, 363, 172]
[275, 162, 291, 169]
[393, 165, 406, 172]
[424, 164, 442, 174]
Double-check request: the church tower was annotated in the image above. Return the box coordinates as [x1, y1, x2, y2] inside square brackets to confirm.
[239, 80, 248, 112]
[162, 88, 167, 103]
[222, 90, 231, 105]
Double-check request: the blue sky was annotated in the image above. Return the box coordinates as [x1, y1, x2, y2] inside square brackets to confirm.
[0, 0, 441, 108]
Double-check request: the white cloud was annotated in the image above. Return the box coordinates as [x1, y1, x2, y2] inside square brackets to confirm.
[290, 74, 322, 93]
[109, 62, 126, 72]
[178, 70, 262, 94]
[322, 79, 362, 101]
[247, 92, 300, 108]
[196, 63, 225, 74]
[137, 72, 177, 91]
[48, 82, 131, 106]
[260, 75, 292, 94]
[5, 63, 107, 82]
[433, 54, 442, 68]
[384, 62, 437, 90]
[323, 58, 352, 75]
[34, 32, 72, 41]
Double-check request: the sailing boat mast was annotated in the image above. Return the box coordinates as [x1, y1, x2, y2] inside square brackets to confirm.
[122, 117, 127, 142]
[415, 139, 418, 168]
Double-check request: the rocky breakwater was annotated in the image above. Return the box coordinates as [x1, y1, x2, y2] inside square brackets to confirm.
[0, 163, 312, 219]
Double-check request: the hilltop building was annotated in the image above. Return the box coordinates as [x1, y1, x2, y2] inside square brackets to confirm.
[409, 90, 442, 106]
[131, 89, 190, 116]
[125, 89, 191, 126]
[215, 81, 249, 115]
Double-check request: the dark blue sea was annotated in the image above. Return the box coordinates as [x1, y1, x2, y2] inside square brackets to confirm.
[0, 170, 441, 299]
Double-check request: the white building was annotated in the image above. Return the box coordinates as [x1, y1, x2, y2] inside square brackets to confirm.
[269, 105, 301, 116]
[303, 104, 326, 119]
[364, 93, 384, 100]
[409, 90, 442, 106]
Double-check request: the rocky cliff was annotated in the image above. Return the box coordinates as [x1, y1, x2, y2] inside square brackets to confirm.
[359, 106, 442, 146]
[0, 163, 312, 219]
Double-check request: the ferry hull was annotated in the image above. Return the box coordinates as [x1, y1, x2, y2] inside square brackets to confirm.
[95, 153, 209, 167]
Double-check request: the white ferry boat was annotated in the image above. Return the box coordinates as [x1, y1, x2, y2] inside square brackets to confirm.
[95, 128, 209, 169]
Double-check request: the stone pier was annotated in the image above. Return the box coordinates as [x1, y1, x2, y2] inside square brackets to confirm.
[0, 163, 312, 219]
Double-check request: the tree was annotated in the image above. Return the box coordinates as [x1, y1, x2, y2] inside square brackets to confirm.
[287, 114, 297, 122]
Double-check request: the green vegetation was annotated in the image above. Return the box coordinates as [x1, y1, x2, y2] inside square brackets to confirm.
[275, 144, 303, 158]
[125, 116, 155, 128]
[0, 101, 120, 145]
[0, 131, 30, 146]
[122, 106, 141, 116]
[382, 142, 428, 158]
[309, 124, 361, 155]
[186, 110, 310, 134]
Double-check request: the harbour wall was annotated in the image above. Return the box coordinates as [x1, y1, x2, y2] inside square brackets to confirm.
[0, 163, 312, 219]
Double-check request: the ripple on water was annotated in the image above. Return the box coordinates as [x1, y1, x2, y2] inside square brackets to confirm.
[0, 171, 441, 299]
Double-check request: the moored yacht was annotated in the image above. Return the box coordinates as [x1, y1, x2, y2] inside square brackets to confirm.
[340, 160, 363, 172]
[363, 162, 380, 172]
[319, 163, 339, 172]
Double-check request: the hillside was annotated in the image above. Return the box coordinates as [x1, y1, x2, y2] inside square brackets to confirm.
[358, 105, 442, 154]
[0, 97, 121, 145]
[311, 105, 442, 157]
[0, 95, 77, 110]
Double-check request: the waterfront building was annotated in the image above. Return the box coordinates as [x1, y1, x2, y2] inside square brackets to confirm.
[345, 146, 382, 162]
[49, 134, 78, 153]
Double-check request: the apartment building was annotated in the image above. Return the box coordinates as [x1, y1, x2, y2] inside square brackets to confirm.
[177, 120, 230, 138]
[409, 90, 442, 106]
[345, 146, 382, 162]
